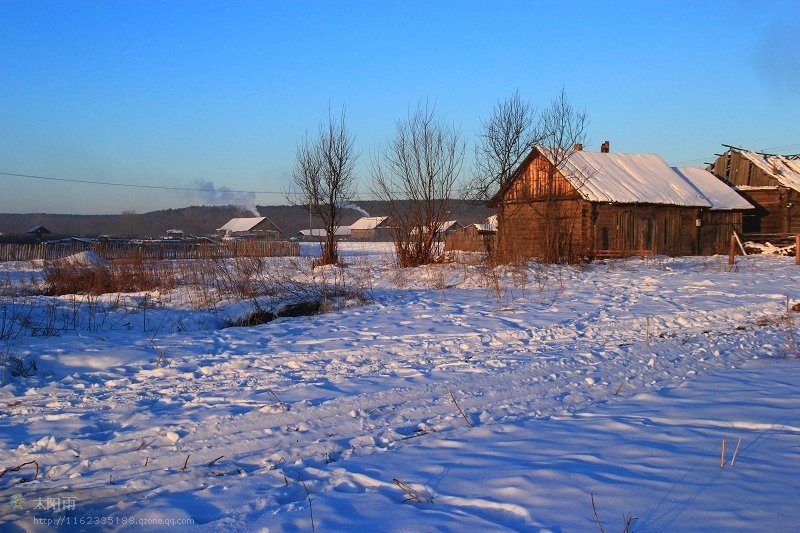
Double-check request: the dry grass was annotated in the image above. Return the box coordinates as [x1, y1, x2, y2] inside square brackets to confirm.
[43, 257, 175, 296]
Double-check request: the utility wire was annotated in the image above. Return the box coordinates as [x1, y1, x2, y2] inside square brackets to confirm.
[0, 171, 284, 195]
[0, 170, 391, 200]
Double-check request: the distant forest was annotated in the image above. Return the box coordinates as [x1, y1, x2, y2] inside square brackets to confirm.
[0, 201, 493, 240]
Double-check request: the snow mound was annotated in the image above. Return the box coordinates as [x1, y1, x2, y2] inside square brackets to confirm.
[57, 250, 109, 268]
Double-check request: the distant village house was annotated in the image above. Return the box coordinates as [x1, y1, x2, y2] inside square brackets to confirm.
[217, 217, 282, 240]
[445, 215, 497, 253]
[349, 216, 392, 241]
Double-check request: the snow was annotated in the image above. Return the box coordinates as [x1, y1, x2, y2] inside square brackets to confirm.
[738, 150, 800, 192]
[1, 244, 800, 531]
[553, 148, 712, 206]
[540, 148, 754, 210]
[673, 166, 754, 210]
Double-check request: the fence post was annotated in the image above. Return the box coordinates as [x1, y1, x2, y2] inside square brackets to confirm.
[728, 234, 736, 265]
[796, 234, 799, 266]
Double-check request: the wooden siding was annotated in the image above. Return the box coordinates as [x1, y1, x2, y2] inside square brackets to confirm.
[591, 204, 701, 256]
[506, 156, 579, 203]
[734, 188, 800, 234]
[496, 199, 587, 260]
[350, 227, 393, 241]
[709, 150, 782, 188]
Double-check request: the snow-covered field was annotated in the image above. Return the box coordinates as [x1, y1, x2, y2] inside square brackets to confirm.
[1, 243, 799, 532]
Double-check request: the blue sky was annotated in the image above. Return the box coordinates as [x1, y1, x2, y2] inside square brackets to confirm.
[1, 0, 798, 214]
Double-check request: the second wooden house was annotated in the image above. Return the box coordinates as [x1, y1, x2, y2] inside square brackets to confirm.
[489, 143, 753, 262]
[707, 146, 800, 234]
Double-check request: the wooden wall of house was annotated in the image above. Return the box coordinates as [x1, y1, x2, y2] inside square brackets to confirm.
[591, 204, 700, 256]
[735, 188, 798, 234]
[506, 155, 580, 203]
[496, 199, 589, 260]
[699, 211, 743, 255]
[350, 227, 393, 241]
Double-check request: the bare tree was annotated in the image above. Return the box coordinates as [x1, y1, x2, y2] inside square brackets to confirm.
[493, 88, 590, 263]
[372, 104, 464, 267]
[289, 108, 357, 266]
[467, 90, 539, 202]
[537, 88, 589, 174]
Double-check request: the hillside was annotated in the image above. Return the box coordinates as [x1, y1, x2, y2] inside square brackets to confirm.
[0, 201, 494, 239]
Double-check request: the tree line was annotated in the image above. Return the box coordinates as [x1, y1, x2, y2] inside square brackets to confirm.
[288, 89, 588, 267]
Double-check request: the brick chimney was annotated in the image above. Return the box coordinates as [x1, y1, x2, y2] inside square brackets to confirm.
[574, 143, 583, 151]
[600, 140, 610, 153]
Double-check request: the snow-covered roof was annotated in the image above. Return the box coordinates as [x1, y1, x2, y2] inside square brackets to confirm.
[551, 148, 712, 207]
[472, 223, 497, 233]
[484, 215, 498, 231]
[350, 216, 388, 230]
[738, 150, 800, 192]
[673, 167, 754, 211]
[218, 217, 268, 232]
[411, 220, 462, 236]
[299, 226, 352, 237]
[437, 220, 461, 233]
[299, 229, 326, 237]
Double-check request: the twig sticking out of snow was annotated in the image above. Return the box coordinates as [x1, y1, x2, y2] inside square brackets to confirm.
[181, 455, 190, 471]
[720, 439, 727, 468]
[447, 385, 473, 428]
[591, 493, 635, 533]
[297, 476, 315, 531]
[590, 493, 606, 533]
[393, 478, 434, 504]
[0, 460, 39, 482]
[730, 438, 743, 467]
[267, 388, 288, 411]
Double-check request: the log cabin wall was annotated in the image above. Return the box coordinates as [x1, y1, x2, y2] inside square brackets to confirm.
[699, 211, 743, 255]
[496, 199, 587, 260]
[506, 155, 580, 202]
[591, 204, 699, 256]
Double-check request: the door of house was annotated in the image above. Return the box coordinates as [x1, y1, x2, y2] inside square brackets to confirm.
[636, 217, 653, 251]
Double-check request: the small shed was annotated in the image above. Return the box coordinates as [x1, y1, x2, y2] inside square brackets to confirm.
[217, 217, 282, 240]
[707, 146, 800, 234]
[27, 225, 52, 240]
[349, 216, 392, 241]
[490, 143, 754, 261]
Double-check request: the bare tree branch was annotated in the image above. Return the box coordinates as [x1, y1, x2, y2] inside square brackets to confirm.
[466, 90, 539, 202]
[371, 103, 464, 267]
[287, 107, 357, 266]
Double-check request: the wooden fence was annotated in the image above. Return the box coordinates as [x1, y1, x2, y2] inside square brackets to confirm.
[0, 240, 300, 262]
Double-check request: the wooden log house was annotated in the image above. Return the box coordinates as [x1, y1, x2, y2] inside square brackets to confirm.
[217, 217, 283, 240]
[707, 146, 800, 235]
[489, 143, 754, 262]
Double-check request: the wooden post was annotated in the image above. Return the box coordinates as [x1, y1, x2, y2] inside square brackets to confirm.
[796, 234, 799, 265]
[728, 234, 737, 265]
